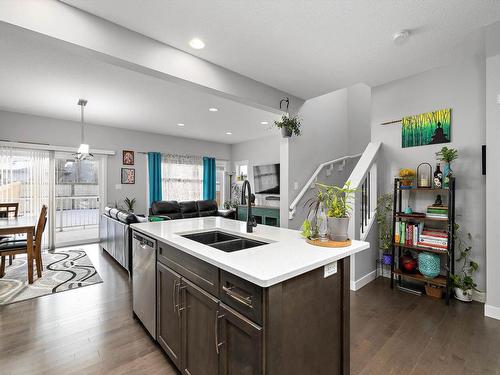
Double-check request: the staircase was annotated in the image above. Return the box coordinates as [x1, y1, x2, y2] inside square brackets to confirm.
[288, 142, 382, 290]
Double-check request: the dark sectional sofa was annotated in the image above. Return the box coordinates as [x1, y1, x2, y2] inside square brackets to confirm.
[99, 200, 235, 275]
[149, 199, 235, 220]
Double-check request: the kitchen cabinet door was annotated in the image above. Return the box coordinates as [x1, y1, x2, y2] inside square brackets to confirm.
[157, 262, 182, 368]
[219, 303, 262, 375]
[181, 278, 219, 375]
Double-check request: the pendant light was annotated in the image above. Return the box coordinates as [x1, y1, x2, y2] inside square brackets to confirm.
[74, 99, 93, 161]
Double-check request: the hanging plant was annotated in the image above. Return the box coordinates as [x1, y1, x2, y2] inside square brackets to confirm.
[274, 114, 302, 138]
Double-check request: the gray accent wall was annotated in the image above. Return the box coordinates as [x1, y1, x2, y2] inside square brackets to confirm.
[371, 55, 487, 290]
[0, 110, 231, 214]
[485, 21, 500, 316]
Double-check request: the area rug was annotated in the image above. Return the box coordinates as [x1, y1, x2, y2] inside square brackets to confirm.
[0, 249, 103, 305]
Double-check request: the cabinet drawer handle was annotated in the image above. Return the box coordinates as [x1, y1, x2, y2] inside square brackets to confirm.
[172, 280, 179, 313]
[222, 285, 253, 308]
[214, 311, 225, 354]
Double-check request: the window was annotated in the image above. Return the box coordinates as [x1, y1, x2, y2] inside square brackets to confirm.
[215, 161, 227, 207]
[161, 154, 203, 202]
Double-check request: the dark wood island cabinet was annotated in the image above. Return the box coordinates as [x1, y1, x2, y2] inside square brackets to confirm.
[155, 240, 350, 375]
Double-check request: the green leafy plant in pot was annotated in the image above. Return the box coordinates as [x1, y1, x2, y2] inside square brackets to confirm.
[123, 197, 136, 213]
[316, 181, 357, 241]
[451, 224, 479, 302]
[375, 193, 393, 265]
[301, 187, 327, 239]
[274, 114, 302, 138]
[436, 146, 458, 188]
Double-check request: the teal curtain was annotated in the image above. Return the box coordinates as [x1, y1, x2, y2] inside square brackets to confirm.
[203, 157, 216, 200]
[148, 152, 162, 206]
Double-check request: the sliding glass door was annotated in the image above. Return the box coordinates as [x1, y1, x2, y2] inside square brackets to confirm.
[54, 152, 102, 246]
[0, 146, 106, 249]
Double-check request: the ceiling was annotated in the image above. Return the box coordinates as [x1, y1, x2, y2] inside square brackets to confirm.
[61, 0, 500, 99]
[0, 24, 282, 144]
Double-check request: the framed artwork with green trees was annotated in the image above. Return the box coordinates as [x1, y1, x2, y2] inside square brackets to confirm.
[401, 108, 451, 148]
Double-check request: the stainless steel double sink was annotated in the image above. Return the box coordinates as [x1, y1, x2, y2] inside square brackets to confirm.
[181, 230, 268, 252]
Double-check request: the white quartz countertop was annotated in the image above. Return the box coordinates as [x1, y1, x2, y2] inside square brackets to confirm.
[131, 217, 370, 287]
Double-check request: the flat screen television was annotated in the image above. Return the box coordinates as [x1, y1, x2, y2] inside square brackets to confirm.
[253, 163, 280, 194]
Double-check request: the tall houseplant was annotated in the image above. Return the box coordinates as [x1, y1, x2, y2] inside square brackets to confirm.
[274, 114, 302, 138]
[436, 146, 458, 188]
[375, 193, 393, 265]
[317, 181, 357, 241]
[451, 224, 479, 302]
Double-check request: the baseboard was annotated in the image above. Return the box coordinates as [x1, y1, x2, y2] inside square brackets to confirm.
[485, 304, 500, 320]
[350, 269, 377, 291]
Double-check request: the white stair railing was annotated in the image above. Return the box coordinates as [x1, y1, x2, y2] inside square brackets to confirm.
[345, 142, 382, 290]
[288, 153, 362, 220]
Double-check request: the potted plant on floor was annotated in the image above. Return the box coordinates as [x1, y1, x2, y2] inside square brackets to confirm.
[317, 181, 357, 241]
[451, 225, 479, 302]
[436, 146, 458, 188]
[375, 193, 393, 266]
[274, 114, 302, 138]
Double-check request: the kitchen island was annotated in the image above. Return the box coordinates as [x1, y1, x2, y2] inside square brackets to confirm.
[131, 217, 369, 375]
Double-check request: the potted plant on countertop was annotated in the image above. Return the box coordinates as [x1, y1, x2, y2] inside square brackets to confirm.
[317, 181, 357, 242]
[274, 114, 302, 138]
[301, 187, 327, 239]
[436, 146, 458, 188]
[451, 224, 479, 302]
[124, 197, 136, 213]
[375, 193, 393, 266]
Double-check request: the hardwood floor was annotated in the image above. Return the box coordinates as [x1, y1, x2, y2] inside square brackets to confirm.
[1, 244, 499, 374]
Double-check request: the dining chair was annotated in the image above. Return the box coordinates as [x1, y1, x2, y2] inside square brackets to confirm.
[0, 205, 47, 283]
[0, 202, 19, 265]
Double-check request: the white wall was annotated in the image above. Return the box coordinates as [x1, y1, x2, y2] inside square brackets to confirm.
[0, 110, 231, 214]
[485, 21, 500, 319]
[347, 83, 371, 154]
[230, 135, 281, 194]
[371, 55, 487, 291]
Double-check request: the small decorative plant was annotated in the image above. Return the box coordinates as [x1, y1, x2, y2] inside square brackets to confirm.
[436, 146, 458, 164]
[451, 224, 479, 302]
[223, 199, 239, 210]
[301, 187, 326, 239]
[317, 181, 357, 219]
[123, 197, 136, 212]
[375, 193, 393, 263]
[274, 114, 302, 138]
[399, 168, 416, 187]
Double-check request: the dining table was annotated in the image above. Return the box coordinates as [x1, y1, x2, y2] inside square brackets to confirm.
[0, 216, 36, 283]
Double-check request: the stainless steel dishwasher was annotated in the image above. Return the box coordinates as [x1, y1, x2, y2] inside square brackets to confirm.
[132, 231, 157, 338]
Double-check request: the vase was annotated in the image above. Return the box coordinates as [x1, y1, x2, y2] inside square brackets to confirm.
[382, 253, 393, 265]
[281, 127, 292, 138]
[418, 252, 440, 278]
[454, 287, 473, 302]
[327, 217, 350, 242]
[316, 203, 328, 241]
[443, 163, 452, 188]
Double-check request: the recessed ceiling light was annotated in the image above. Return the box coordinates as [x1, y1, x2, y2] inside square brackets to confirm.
[261, 121, 269, 125]
[225, 132, 232, 135]
[189, 38, 205, 49]
[177, 123, 185, 127]
[208, 107, 218, 112]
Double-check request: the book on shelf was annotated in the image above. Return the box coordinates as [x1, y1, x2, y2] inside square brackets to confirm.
[417, 225, 449, 251]
[426, 205, 448, 219]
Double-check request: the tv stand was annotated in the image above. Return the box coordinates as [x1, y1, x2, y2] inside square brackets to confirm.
[237, 205, 280, 227]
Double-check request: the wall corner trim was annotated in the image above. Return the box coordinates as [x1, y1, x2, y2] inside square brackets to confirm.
[350, 269, 377, 291]
[485, 304, 500, 320]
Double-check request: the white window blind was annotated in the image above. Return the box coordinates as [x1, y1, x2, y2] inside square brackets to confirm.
[161, 154, 203, 202]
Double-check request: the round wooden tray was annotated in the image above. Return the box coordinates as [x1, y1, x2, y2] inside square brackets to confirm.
[306, 238, 352, 248]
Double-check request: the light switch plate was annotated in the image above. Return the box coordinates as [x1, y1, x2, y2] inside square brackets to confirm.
[324, 261, 337, 278]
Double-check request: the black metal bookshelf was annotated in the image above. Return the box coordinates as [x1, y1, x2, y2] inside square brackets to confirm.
[390, 177, 456, 304]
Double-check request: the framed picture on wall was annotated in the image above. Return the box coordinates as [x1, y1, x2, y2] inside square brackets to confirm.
[122, 150, 135, 165]
[121, 168, 135, 184]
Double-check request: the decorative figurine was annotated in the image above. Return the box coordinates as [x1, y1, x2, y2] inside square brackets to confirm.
[433, 194, 443, 207]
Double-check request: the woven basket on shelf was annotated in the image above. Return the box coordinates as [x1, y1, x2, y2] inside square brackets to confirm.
[425, 284, 444, 299]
